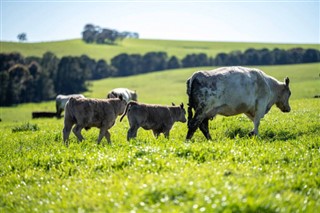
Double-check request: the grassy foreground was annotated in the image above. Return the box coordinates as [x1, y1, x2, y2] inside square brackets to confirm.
[0, 63, 319, 212]
[0, 98, 319, 212]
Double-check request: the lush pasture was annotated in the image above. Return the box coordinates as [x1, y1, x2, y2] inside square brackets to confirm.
[1, 39, 319, 62]
[0, 98, 319, 212]
[0, 63, 319, 212]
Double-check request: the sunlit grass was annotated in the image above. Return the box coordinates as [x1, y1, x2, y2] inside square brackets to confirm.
[0, 99, 319, 212]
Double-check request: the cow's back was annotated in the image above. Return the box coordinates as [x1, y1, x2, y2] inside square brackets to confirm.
[66, 98, 112, 127]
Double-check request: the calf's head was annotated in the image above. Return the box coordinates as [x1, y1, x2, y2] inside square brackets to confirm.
[117, 95, 127, 115]
[175, 103, 187, 123]
[276, 77, 291, 113]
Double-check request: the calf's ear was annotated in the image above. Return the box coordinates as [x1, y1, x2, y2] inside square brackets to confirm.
[119, 94, 123, 100]
[172, 103, 175, 106]
[285, 77, 290, 86]
[180, 103, 184, 108]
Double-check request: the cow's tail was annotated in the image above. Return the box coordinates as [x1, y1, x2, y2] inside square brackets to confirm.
[186, 77, 194, 122]
[120, 101, 138, 122]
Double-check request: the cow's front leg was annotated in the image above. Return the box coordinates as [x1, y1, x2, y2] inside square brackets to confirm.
[250, 112, 264, 136]
[199, 118, 212, 140]
[73, 124, 84, 142]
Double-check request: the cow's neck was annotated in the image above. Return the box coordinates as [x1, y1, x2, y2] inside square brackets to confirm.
[169, 107, 180, 121]
[267, 78, 283, 109]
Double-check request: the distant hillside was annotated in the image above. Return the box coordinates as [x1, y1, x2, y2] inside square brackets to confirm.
[1, 39, 319, 62]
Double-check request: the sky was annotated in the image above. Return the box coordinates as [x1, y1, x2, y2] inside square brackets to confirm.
[1, 0, 319, 44]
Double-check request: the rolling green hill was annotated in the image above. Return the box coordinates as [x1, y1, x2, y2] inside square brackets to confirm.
[1, 38, 319, 62]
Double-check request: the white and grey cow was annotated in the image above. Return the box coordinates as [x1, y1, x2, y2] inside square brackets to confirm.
[107, 88, 137, 103]
[186, 66, 291, 140]
[56, 94, 85, 117]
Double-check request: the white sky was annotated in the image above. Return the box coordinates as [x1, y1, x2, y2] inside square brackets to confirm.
[1, 0, 319, 44]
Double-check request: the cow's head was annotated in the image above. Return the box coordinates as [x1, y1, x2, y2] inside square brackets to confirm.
[276, 77, 291, 113]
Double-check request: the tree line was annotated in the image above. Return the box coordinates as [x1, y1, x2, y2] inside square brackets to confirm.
[82, 24, 139, 44]
[1, 47, 319, 106]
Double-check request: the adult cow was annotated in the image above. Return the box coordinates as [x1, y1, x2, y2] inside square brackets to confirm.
[56, 94, 85, 117]
[186, 66, 291, 140]
[120, 101, 187, 140]
[63, 96, 126, 146]
[107, 88, 137, 103]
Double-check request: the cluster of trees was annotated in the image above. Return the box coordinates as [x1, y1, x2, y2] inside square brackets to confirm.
[82, 24, 139, 44]
[0, 52, 114, 106]
[111, 47, 320, 76]
[1, 47, 319, 106]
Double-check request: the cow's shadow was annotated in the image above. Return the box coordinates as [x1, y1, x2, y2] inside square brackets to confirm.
[224, 126, 297, 141]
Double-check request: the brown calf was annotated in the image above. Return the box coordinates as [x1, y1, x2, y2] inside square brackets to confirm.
[63, 96, 126, 146]
[120, 101, 186, 141]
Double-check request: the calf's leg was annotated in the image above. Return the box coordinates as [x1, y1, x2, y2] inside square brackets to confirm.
[163, 129, 170, 139]
[63, 118, 74, 146]
[72, 124, 84, 142]
[152, 129, 161, 138]
[127, 126, 139, 141]
[63, 125, 72, 146]
[104, 130, 111, 145]
[97, 127, 107, 144]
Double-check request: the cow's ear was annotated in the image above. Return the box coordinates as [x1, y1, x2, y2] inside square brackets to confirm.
[180, 103, 184, 108]
[172, 103, 175, 106]
[119, 94, 123, 100]
[285, 77, 290, 86]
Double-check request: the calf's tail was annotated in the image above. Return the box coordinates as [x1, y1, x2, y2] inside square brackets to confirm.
[120, 101, 138, 122]
[64, 97, 77, 122]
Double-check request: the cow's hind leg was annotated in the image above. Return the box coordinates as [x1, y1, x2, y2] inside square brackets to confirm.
[72, 124, 84, 142]
[186, 109, 206, 140]
[199, 118, 212, 140]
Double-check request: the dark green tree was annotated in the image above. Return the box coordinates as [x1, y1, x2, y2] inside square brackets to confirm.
[167, 56, 181, 69]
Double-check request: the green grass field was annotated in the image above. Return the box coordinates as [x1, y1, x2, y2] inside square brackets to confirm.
[1, 38, 319, 62]
[0, 99, 319, 212]
[0, 61, 320, 212]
